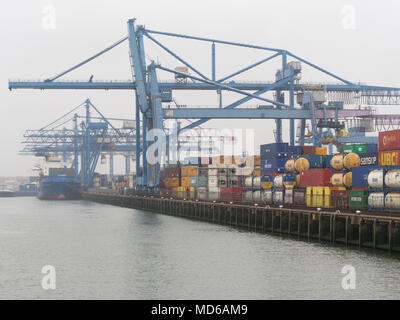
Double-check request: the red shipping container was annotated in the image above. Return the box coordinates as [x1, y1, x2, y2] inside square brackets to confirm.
[331, 190, 350, 210]
[164, 167, 181, 178]
[301, 146, 316, 155]
[379, 130, 400, 151]
[299, 169, 331, 187]
[378, 150, 400, 166]
[219, 187, 243, 202]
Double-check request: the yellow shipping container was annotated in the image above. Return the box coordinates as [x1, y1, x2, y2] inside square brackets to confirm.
[181, 165, 198, 177]
[164, 177, 180, 188]
[307, 187, 334, 208]
[253, 166, 261, 176]
[315, 147, 327, 155]
[306, 187, 312, 207]
[181, 176, 191, 188]
[253, 156, 261, 166]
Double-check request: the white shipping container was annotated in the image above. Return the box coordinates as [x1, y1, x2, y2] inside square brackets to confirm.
[197, 187, 208, 200]
[244, 191, 253, 202]
[368, 192, 384, 209]
[253, 190, 261, 202]
[368, 170, 383, 189]
[253, 176, 261, 189]
[208, 176, 218, 187]
[385, 170, 400, 189]
[208, 165, 218, 176]
[245, 176, 253, 188]
[273, 191, 284, 204]
[385, 193, 400, 210]
[262, 190, 273, 204]
[208, 187, 220, 200]
[284, 189, 293, 205]
[274, 175, 284, 189]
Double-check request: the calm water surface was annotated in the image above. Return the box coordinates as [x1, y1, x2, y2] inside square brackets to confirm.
[1, 197, 400, 299]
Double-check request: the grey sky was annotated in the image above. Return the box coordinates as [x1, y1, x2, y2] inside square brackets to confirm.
[1, 0, 399, 176]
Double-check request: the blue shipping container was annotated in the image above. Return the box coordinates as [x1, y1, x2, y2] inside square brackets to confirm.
[260, 143, 289, 159]
[300, 155, 325, 169]
[359, 152, 378, 166]
[352, 165, 379, 188]
[366, 144, 378, 154]
[261, 158, 286, 173]
[288, 146, 302, 156]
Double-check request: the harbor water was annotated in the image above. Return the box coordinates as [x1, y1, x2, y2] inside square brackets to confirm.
[1, 197, 400, 299]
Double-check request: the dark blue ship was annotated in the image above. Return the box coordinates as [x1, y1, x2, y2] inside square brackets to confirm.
[38, 173, 81, 200]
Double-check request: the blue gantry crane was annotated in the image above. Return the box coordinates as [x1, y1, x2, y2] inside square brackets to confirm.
[21, 99, 137, 187]
[9, 18, 400, 191]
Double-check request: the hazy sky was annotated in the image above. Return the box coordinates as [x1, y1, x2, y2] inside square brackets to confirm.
[1, 0, 400, 176]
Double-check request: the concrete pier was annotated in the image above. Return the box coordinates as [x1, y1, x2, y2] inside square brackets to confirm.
[82, 191, 400, 254]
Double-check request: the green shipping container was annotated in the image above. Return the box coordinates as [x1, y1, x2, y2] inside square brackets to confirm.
[349, 190, 368, 210]
[190, 176, 207, 188]
[352, 144, 367, 154]
[343, 145, 354, 154]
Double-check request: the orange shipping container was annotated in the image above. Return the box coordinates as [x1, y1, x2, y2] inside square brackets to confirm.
[181, 176, 191, 188]
[253, 167, 261, 176]
[181, 166, 198, 177]
[212, 155, 233, 165]
[378, 150, 400, 166]
[315, 147, 327, 155]
[164, 177, 180, 188]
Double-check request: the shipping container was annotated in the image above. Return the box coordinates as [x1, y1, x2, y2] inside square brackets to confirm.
[181, 166, 198, 177]
[384, 169, 400, 189]
[288, 146, 302, 156]
[197, 167, 209, 176]
[285, 159, 296, 173]
[385, 193, 400, 210]
[164, 177, 180, 188]
[212, 155, 233, 165]
[378, 150, 400, 166]
[349, 190, 368, 210]
[352, 166, 378, 189]
[301, 146, 317, 155]
[283, 173, 297, 189]
[181, 176, 191, 188]
[368, 169, 384, 189]
[294, 155, 324, 172]
[368, 192, 384, 209]
[273, 190, 284, 205]
[196, 187, 208, 200]
[315, 147, 327, 155]
[208, 187, 220, 200]
[343, 153, 360, 170]
[294, 189, 306, 206]
[379, 130, 400, 151]
[260, 143, 289, 158]
[261, 190, 273, 204]
[284, 189, 294, 205]
[261, 175, 274, 189]
[260, 158, 286, 173]
[330, 154, 344, 170]
[299, 169, 331, 188]
[331, 189, 350, 210]
[164, 167, 181, 178]
[219, 187, 243, 202]
[359, 152, 378, 166]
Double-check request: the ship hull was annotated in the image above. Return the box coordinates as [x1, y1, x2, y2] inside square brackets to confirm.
[38, 181, 81, 200]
